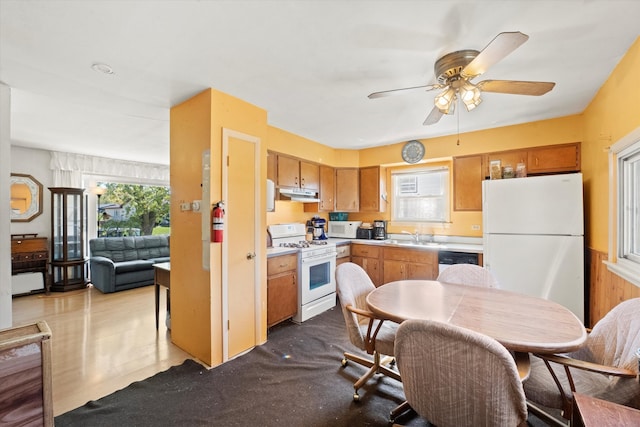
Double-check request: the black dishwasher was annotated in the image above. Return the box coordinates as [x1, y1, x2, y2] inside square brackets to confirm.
[438, 251, 479, 275]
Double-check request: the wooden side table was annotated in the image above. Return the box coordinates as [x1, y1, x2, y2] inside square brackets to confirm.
[0, 321, 53, 426]
[572, 392, 640, 427]
[154, 262, 170, 330]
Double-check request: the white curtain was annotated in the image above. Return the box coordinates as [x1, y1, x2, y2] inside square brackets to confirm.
[50, 151, 169, 187]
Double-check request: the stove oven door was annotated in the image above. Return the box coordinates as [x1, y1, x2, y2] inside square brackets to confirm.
[300, 253, 336, 305]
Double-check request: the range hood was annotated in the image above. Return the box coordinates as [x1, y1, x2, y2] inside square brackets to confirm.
[278, 187, 320, 203]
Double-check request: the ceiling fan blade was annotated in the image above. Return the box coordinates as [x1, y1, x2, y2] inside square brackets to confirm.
[368, 84, 443, 99]
[477, 80, 556, 96]
[462, 32, 529, 78]
[423, 106, 444, 125]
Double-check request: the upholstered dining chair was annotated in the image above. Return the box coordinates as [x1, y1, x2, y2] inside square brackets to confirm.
[523, 297, 640, 424]
[436, 263, 499, 288]
[394, 318, 528, 427]
[335, 262, 401, 401]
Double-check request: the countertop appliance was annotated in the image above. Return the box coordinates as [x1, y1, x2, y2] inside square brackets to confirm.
[438, 251, 479, 275]
[311, 216, 327, 240]
[373, 220, 387, 240]
[356, 227, 373, 240]
[482, 173, 584, 322]
[328, 221, 362, 238]
[267, 223, 337, 323]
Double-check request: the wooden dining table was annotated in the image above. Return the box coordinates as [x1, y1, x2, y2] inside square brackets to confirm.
[366, 280, 587, 354]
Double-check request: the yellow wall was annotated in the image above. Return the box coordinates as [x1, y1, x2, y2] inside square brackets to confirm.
[170, 90, 213, 364]
[171, 38, 640, 365]
[581, 37, 640, 252]
[170, 88, 268, 367]
[267, 114, 584, 237]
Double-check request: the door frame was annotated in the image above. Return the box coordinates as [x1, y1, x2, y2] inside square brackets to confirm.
[221, 128, 262, 362]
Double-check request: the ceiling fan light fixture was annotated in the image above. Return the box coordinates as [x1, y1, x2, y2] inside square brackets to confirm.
[435, 87, 456, 114]
[460, 81, 482, 111]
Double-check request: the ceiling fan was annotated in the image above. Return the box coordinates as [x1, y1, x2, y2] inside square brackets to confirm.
[368, 32, 556, 125]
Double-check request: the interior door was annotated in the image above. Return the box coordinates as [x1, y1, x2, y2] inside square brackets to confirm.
[224, 129, 260, 359]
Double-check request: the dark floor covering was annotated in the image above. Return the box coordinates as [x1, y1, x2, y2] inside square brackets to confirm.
[55, 305, 557, 426]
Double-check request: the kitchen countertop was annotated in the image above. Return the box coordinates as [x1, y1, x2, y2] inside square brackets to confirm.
[334, 238, 483, 254]
[267, 236, 483, 257]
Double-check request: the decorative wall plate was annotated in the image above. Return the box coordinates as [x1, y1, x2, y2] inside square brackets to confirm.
[401, 140, 425, 164]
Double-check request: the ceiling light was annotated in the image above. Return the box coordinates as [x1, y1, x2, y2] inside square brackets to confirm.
[460, 82, 482, 112]
[434, 87, 456, 114]
[91, 63, 114, 75]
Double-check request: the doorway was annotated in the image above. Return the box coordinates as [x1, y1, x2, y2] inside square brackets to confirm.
[222, 128, 261, 360]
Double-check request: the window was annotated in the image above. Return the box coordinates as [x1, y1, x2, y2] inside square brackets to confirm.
[618, 141, 640, 263]
[607, 128, 640, 287]
[391, 167, 450, 223]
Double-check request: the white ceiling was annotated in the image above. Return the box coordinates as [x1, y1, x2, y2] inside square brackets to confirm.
[2, 0, 639, 166]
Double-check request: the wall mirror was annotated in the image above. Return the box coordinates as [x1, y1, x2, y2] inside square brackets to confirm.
[10, 173, 43, 222]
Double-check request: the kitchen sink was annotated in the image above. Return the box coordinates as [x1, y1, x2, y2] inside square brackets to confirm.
[384, 240, 445, 249]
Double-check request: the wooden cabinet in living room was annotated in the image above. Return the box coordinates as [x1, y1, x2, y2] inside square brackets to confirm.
[351, 244, 381, 286]
[453, 155, 483, 211]
[276, 154, 319, 191]
[49, 187, 89, 292]
[267, 253, 298, 328]
[359, 166, 386, 212]
[335, 168, 359, 212]
[382, 247, 438, 283]
[527, 142, 581, 174]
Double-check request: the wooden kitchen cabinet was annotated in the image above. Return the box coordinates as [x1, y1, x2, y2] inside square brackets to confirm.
[267, 150, 277, 182]
[359, 166, 386, 212]
[335, 168, 359, 212]
[453, 155, 483, 211]
[318, 165, 335, 211]
[276, 154, 319, 191]
[527, 142, 580, 174]
[351, 244, 381, 286]
[267, 253, 298, 328]
[382, 247, 438, 283]
[483, 149, 528, 179]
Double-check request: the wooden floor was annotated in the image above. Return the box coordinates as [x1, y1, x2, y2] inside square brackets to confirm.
[11, 285, 192, 416]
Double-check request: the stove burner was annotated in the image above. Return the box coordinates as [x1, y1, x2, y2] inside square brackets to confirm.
[277, 240, 330, 249]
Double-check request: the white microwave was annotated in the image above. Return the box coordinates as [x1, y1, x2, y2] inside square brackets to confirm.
[328, 221, 362, 239]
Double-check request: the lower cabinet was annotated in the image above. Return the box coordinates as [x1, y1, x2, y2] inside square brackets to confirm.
[382, 247, 438, 283]
[267, 253, 298, 328]
[351, 244, 382, 286]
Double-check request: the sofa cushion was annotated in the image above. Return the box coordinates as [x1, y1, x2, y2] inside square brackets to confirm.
[135, 235, 170, 260]
[114, 260, 155, 274]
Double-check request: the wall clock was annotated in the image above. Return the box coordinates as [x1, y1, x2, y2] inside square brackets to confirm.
[401, 140, 425, 164]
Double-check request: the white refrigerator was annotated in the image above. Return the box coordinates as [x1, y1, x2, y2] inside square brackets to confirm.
[482, 173, 585, 323]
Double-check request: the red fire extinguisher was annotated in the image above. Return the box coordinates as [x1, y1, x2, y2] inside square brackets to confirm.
[211, 201, 224, 243]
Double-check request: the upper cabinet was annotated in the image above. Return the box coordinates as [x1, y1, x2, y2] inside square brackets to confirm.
[527, 143, 581, 174]
[318, 165, 335, 212]
[484, 149, 528, 179]
[359, 166, 386, 212]
[276, 154, 319, 191]
[482, 142, 581, 178]
[267, 151, 277, 182]
[335, 168, 359, 212]
[453, 155, 483, 211]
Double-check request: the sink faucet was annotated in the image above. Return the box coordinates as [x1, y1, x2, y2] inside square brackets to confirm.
[401, 230, 420, 243]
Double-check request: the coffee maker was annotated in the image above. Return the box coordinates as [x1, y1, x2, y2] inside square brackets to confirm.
[373, 219, 387, 240]
[311, 216, 327, 240]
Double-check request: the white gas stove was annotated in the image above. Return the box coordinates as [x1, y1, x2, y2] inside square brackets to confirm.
[268, 223, 337, 322]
